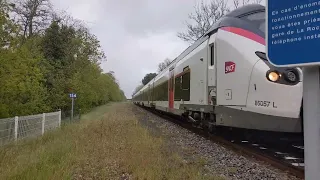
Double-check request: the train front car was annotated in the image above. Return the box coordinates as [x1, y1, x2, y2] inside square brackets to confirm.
[213, 4, 303, 134]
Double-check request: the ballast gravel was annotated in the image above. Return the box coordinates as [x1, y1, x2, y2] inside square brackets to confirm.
[131, 105, 302, 180]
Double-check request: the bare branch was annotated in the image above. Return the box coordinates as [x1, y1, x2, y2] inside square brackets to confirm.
[177, 0, 229, 44]
[253, 0, 263, 4]
[50, 9, 85, 29]
[233, 0, 239, 8]
[177, 0, 264, 44]
[11, 0, 53, 38]
[157, 58, 172, 73]
[232, 0, 263, 9]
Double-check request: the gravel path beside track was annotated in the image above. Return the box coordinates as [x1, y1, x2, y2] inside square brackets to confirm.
[131, 104, 303, 180]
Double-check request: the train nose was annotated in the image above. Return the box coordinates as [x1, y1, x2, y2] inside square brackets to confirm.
[255, 51, 302, 84]
[297, 68, 303, 82]
[283, 69, 300, 83]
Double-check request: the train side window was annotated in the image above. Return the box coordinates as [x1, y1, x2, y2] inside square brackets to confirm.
[182, 72, 190, 90]
[210, 44, 214, 66]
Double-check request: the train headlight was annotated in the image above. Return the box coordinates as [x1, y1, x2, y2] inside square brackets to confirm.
[267, 71, 280, 82]
[284, 70, 298, 83]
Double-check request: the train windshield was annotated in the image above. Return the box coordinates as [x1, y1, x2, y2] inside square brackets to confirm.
[241, 11, 265, 35]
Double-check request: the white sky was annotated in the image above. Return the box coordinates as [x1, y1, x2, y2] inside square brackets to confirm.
[52, 0, 266, 98]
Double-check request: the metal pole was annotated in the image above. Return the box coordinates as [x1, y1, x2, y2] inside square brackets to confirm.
[14, 116, 18, 141]
[58, 109, 61, 127]
[303, 66, 320, 180]
[42, 113, 45, 135]
[71, 97, 74, 121]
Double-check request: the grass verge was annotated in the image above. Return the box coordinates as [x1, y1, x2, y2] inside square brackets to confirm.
[0, 102, 221, 179]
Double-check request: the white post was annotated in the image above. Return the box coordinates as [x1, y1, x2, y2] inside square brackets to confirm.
[71, 97, 74, 121]
[14, 116, 18, 141]
[303, 66, 320, 180]
[42, 113, 45, 135]
[58, 110, 61, 127]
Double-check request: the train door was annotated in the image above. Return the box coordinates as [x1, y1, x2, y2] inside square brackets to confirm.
[168, 67, 175, 110]
[208, 33, 217, 105]
[148, 84, 151, 105]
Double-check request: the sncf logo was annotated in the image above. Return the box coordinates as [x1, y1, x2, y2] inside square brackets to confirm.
[225, 61, 236, 74]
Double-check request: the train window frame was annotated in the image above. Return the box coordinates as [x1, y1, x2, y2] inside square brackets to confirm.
[210, 44, 214, 66]
[181, 69, 190, 91]
[240, 11, 265, 34]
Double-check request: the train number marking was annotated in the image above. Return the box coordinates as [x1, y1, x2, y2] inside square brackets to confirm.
[255, 100, 278, 108]
[255, 100, 270, 107]
[272, 102, 277, 108]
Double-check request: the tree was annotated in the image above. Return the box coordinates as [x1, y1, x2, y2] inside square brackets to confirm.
[158, 58, 172, 72]
[11, 0, 53, 38]
[0, 0, 126, 118]
[142, 73, 157, 85]
[177, 0, 229, 44]
[51, 9, 81, 26]
[233, 0, 263, 8]
[40, 20, 117, 112]
[0, 34, 49, 118]
[177, 0, 263, 44]
[0, 1, 19, 49]
[0, 1, 49, 117]
[42, 21, 65, 62]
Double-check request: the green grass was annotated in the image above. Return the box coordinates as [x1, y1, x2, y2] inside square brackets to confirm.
[0, 102, 223, 179]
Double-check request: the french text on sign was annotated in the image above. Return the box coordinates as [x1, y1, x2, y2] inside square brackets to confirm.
[266, 0, 320, 67]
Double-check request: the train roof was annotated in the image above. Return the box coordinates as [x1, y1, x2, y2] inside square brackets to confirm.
[170, 4, 265, 70]
[225, 4, 265, 18]
[204, 4, 265, 36]
[133, 4, 265, 97]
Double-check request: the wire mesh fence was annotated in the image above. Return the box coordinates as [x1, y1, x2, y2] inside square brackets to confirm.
[0, 111, 61, 146]
[61, 108, 81, 122]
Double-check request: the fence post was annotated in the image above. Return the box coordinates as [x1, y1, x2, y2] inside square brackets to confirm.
[58, 110, 61, 127]
[42, 113, 45, 135]
[14, 116, 18, 141]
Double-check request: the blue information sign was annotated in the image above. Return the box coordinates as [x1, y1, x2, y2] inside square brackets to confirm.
[69, 93, 77, 98]
[267, 0, 320, 67]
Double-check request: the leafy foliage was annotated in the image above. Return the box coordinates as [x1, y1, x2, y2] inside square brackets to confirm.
[132, 58, 172, 97]
[0, 0, 126, 118]
[142, 73, 157, 85]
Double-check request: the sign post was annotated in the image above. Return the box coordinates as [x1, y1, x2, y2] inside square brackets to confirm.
[69, 93, 77, 121]
[267, 0, 320, 179]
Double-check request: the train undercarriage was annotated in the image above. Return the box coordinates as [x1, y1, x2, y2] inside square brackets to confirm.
[136, 101, 304, 147]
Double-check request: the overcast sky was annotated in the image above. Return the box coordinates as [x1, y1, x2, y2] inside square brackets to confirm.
[52, 0, 266, 98]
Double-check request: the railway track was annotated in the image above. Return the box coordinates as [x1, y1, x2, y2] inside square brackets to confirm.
[135, 104, 305, 179]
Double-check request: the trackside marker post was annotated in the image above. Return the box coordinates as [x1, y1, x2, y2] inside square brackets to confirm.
[266, 0, 320, 179]
[69, 93, 77, 121]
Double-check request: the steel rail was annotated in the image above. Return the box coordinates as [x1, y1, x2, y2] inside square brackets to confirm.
[135, 104, 304, 179]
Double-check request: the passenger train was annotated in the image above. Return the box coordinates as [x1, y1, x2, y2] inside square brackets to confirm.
[132, 4, 303, 134]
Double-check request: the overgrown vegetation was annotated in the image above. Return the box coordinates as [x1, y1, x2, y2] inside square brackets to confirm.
[0, 103, 221, 179]
[0, 0, 126, 118]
